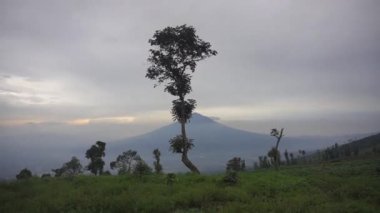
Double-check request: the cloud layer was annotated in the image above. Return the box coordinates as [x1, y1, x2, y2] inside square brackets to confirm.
[1, 0, 379, 136]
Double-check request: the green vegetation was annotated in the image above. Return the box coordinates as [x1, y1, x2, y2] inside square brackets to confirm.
[256, 133, 380, 170]
[1, 157, 379, 212]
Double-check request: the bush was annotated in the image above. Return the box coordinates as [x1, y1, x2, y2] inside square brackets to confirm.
[133, 159, 152, 177]
[41, 173, 51, 179]
[16, 168, 32, 180]
[223, 171, 239, 185]
[166, 173, 176, 185]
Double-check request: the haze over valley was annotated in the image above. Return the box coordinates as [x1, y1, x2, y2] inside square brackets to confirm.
[1, 0, 379, 179]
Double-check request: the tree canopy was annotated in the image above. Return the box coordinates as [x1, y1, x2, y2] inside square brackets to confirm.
[16, 168, 32, 180]
[52, 156, 82, 177]
[153, 148, 163, 174]
[85, 141, 106, 175]
[110, 150, 140, 175]
[146, 24, 217, 99]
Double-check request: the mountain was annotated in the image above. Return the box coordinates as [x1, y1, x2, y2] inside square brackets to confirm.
[108, 113, 359, 173]
[0, 113, 372, 179]
[339, 133, 380, 153]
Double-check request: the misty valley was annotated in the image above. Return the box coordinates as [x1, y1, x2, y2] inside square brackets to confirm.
[1, 2, 380, 212]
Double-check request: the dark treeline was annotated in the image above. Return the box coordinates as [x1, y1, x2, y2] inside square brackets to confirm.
[254, 133, 380, 170]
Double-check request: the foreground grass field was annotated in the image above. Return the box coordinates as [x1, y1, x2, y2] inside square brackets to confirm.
[1, 157, 380, 213]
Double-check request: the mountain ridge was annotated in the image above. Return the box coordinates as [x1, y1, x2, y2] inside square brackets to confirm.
[108, 113, 365, 172]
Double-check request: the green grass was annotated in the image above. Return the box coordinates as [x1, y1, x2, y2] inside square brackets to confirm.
[1, 157, 380, 213]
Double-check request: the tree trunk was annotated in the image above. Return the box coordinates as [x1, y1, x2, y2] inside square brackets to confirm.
[274, 128, 284, 170]
[179, 97, 200, 174]
[181, 151, 200, 174]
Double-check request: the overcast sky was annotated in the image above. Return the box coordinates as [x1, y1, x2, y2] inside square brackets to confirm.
[1, 0, 379, 138]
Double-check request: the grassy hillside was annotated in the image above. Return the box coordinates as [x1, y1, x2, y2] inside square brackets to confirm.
[1, 157, 379, 213]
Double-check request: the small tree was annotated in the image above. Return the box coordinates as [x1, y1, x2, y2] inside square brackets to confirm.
[226, 157, 245, 172]
[268, 147, 280, 167]
[290, 153, 296, 164]
[41, 173, 51, 178]
[166, 173, 176, 185]
[85, 141, 106, 175]
[263, 156, 270, 168]
[16, 168, 32, 180]
[253, 162, 259, 170]
[241, 160, 246, 171]
[258, 156, 264, 168]
[223, 171, 239, 185]
[284, 150, 290, 165]
[110, 150, 139, 175]
[52, 156, 82, 177]
[133, 159, 152, 177]
[270, 128, 284, 169]
[153, 148, 163, 174]
[146, 25, 217, 174]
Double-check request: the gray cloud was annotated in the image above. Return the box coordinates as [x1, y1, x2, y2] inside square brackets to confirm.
[0, 0, 379, 136]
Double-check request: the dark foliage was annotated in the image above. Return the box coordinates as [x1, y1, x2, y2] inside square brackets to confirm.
[133, 159, 152, 177]
[284, 150, 290, 165]
[226, 157, 245, 172]
[102, 171, 111, 176]
[153, 148, 163, 174]
[85, 141, 106, 175]
[146, 24, 217, 97]
[41, 173, 51, 178]
[16, 168, 32, 180]
[166, 173, 176, 185]
[52, 156, 82, 177]
[270, 128, 284, 169]
[268, 147, 281, 166]
[110, 150, 139, 175]
[169, 135, 194, 154]
[223, 171, 239, 185]
[171, 99, 196, 122]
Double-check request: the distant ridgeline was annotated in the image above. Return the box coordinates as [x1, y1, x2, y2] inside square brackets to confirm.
[254, 133, 380, 169]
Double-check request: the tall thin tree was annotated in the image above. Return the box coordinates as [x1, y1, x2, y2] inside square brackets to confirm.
[270, 128, 284, 170]
[153, 148, 163, 174]
[146, 25, 217, 173]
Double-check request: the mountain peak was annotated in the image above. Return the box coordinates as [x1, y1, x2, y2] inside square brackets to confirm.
[189, 113, 216, 124]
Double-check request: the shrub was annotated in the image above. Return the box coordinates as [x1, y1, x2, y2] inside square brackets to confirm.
[16, 168, 32, 180]
[166, 173, 176, 185]
[223, 171, 239, 185]
[133, 159, 152, 177]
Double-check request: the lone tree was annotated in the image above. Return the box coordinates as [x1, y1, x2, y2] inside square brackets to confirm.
[270, 128, 284, 169]
[85, 141, 106, 175]
[110, 150, 140, 175]
[146, 25, 217, 173]
[153, 148, 163, 174]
